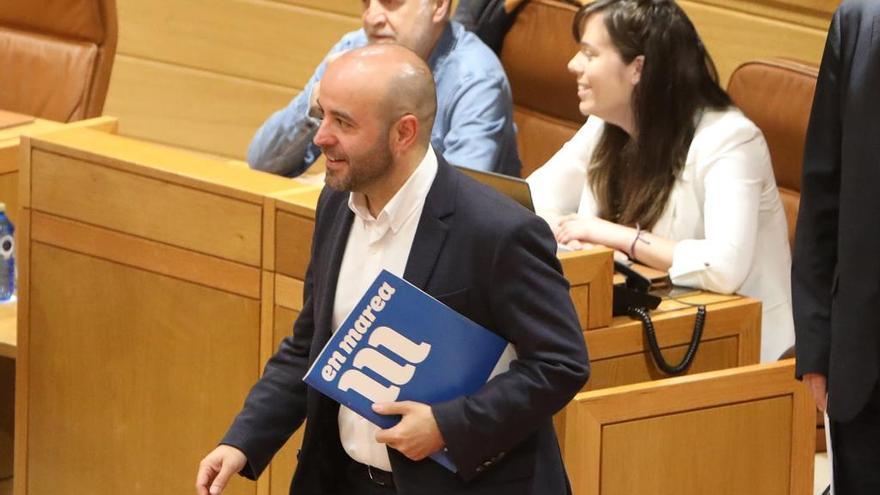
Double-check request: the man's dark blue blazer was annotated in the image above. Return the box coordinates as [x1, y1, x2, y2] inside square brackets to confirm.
[792, 0, 880, 423]
[220, 155, 590, 495]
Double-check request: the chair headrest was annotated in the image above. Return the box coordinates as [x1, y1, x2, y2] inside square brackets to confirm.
[728, 59, 819, 192]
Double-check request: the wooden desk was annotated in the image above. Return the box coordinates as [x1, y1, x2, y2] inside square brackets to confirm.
[0, 111, 33, 131]
[564, 360, 814, 495]
[0, 116, 117, 229]
[15, 128, 312, 495]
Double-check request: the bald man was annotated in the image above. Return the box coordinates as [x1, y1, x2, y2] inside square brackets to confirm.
[196, 45, 588, 495]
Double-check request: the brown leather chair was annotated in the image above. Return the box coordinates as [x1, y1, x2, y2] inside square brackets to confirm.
[0, 0, 117, 122]
[727, 59, 819, 250]
[500, 0, 586, 178]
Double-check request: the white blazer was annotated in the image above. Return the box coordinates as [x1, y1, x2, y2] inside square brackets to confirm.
[527, 108, 794, 362]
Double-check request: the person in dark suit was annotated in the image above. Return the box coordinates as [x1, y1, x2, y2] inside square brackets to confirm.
[792, 0, 880, 492]
[195, 43, 589, 495]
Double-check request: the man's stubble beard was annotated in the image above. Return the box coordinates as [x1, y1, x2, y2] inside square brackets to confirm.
[324, 135, 395, 194]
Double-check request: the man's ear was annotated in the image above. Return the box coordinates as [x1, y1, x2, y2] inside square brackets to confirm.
[390, 114, 420, 155]
[630, 54, 645, 85]
[432, 0, 452, 23]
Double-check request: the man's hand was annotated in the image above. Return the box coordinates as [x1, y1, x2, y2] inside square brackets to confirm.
[373, 401, 445, 461]
[803, 372, 828, 412]
[195, 445, 247, 495]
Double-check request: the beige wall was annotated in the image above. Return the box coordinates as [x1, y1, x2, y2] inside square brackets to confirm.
[104, 0, 837, 160]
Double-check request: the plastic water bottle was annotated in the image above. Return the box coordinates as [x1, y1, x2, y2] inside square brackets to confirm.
[0, 203, 14, 301]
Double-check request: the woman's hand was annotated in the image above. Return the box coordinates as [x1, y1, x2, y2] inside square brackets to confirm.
[554, 214, 612, 246]
[554, 214, 676, 270]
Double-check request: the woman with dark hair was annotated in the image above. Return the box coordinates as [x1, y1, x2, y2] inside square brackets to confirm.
[527, 0, 793, 362]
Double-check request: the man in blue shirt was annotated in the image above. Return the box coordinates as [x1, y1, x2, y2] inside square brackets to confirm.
[247, 0, 521, 178]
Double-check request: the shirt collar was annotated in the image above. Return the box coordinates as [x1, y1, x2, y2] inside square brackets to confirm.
[427, 22, 457, 73]
[347, 145, 438, 236]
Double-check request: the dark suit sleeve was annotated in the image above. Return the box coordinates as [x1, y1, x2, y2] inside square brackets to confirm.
[432, 214, 590, 481]
[791, 9, 843, 379]
[220, 263, 314, 479]
[219, 190, 329, 479]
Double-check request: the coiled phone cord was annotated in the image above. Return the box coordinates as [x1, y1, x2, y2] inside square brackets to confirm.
[628, 305, 707, 375]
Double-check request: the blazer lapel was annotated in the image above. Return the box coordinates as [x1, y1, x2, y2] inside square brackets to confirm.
[403, 156, 457, 291]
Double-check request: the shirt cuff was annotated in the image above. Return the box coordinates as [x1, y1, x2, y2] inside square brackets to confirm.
[668, 239, 711, 285]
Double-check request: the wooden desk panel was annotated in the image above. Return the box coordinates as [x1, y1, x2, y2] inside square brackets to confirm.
[270, 187, 320, 278]
[564, 360, 814, 495]
[23, 243, 260, 495]
[602, 397, 792, 494]
[30, 150, 265, 266]
[0, 111, 34, 130]
[0, 121, 63, 144]
[23, 130, 319, 268]
[584, 294, 761, 388]
[264, 188, 320, 494]
[559, 249, 613, 330]
[0, 117, 117, 229]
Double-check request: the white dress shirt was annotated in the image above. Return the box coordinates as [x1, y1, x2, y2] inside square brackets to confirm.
[527, 109, 795, 362]
[331, 146, 439, 471]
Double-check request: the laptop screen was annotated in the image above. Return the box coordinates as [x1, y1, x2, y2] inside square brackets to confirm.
[454, 166, 535, 212]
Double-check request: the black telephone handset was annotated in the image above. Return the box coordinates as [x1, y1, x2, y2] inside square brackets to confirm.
[612, 260, 706, 375]
[612, 260, 660, 316]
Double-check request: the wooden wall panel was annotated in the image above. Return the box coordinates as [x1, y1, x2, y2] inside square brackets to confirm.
[696, 0, 837, 29]
[104, 55, 296, 159]
[275, 0, 459, 17]
[102, 0, 443, 158]
[26, 244, 260, 495]
[117, 0, 360, 87]
[681, 1, 830, 84]
[276, 0, 360, 17]
[106, 0, 827, 158]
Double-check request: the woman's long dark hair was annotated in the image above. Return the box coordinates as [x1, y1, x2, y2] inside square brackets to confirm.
[573, 0, 731, 229]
